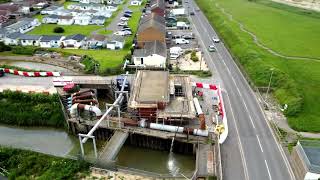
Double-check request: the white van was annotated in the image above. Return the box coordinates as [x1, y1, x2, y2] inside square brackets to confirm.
[175, 38, 189, 44]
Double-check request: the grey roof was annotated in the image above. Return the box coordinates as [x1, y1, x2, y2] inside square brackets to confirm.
[64, 34, 86, 41]
[40, 35, 63, 42]
[46, 14, 59, 19]
[0, 28, 7, 35]
[133, 40, 166, 57]
[92, 16, 105, 20]
[5, 18, 34, 30]
[138, 16, 166, 34]
[108, 34, 124, 42]
[150, 0, 165, 10]
[140, 13, 165, 25]
[43, 5, 60, 11]
[19, 34, 41, 40]
[6, 32, 22, 39]
[88, 34, 106, 41]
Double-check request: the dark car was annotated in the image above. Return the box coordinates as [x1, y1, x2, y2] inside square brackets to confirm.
[125, 10, 133, 14]
[123, 13, 132, 17]
[122, 25, 130, 29]
[0, 69, 4, 77]
[190, 11, 195, 15]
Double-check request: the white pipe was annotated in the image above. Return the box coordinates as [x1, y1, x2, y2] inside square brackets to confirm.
[70, 103, 79, 117]
[81, 71, 129, 143]
[193, 97, 203, 115]
[149, 123, 184, 133]
[218, 85, 228, 144]
[193, 129, 209, 137]
[69, 103, 102, 117]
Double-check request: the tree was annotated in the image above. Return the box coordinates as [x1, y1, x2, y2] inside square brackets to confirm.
[53, 27, 65, 33]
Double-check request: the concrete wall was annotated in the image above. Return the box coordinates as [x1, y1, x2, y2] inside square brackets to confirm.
[291, 146, 308, 180]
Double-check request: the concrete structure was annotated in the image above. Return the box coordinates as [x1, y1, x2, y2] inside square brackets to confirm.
[133, 40, 167, 68]
[136, 13, 166, 48]
[291, 141, 320, 180]
[128, 70, 195, 121]
[62, 34, 86, 49]
[39, 35, 64, 48]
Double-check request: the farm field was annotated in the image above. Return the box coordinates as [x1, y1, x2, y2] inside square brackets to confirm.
[196, 0, 320, 132]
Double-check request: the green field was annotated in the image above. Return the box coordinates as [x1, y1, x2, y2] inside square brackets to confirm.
[28, 24, 101, 37]
[196, 0, 320, 132]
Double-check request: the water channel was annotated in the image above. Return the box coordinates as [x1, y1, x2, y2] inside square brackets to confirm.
[0, 125, 195, 175]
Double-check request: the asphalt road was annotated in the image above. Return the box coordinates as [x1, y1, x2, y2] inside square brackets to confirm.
[185, 1, 296, 180]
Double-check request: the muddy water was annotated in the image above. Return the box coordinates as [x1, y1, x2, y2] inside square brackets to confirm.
[0, 125, 195, 175]
[0, 60, 73, 73]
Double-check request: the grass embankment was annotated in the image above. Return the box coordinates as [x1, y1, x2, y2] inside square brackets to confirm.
[0, 146, 90, 179]
[0, 91, 65, 128]
[196, 0, 320, 132]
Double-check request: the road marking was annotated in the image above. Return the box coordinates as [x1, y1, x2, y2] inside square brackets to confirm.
[256, 135, 264, 153]
[265, 160, 272, 180]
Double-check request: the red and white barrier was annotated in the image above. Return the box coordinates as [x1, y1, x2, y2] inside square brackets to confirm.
[1, 68, 61, 77]
[191, 82, 228, 144]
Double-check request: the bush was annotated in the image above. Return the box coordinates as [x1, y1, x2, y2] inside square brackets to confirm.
[53, 27, 65, 33]
[0, 146, 90, 180]
[0, 42, 11, 52]
[11, 46, 37, 55]
[0, 90, 65, 127]
[80, 55, 99, 74]
[190, 51, 199, 62]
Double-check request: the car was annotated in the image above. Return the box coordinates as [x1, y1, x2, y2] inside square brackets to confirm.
[121, 30, 132, 35]
[125, 10, 133, 14]
[190, 11, 195, 15]
[114, 31, 125, 36]
[196, 8, 200, 11]
[123, 13, 132, 17]
[182, 34, 194, 39]
[0, 69, 4, 77]
[175, 38, 189, 44]
[208, 45, 216, 52]
[170, 53, 180, 60]
[120, 17, 129, 21]
[212, 37, 220, 43]
[117, 21, 128, 26]
[122, 27, 132, 31]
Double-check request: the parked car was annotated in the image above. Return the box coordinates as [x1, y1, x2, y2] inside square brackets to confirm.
[0, 69, 4, 77]
[182, 34, 194, 39]
[175, 38, 189, 44]
[170, 53, 180, 60]
[122, 27, 132, 31]
[118, 21, 128, 26]
[212, 37, 220, 43]
[114, 31, 126, 36]
[120, 30, 132, 35]
[124, 13, 132, 17]
[208, 45, 216, 52]
[125, 10, 133, 14]
[190, 11, 195, 15]
[120, 17, 129, 21]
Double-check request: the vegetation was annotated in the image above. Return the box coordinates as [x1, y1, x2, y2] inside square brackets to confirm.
[171, 67, 212, 78]
[0, 0, 10, 3]
[0, 91, 65, 128]
[190, 51, 199, 62]
[80, 55, 99, 74]
[0, 42, 11, 52]
[96, 29, 113, 35]
[0, 146, 89, 180]
[11, 46, 38, 55]
[54, 27, 65, 33]
[28, 24, 101, 36]
[196, 0, 320, 132]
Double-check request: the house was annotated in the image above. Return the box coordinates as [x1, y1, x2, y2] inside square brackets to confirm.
[105, 5, 117, 12]
[106, 35, 125, 50]
[0, 10, 10, 28]
[62, 34, 86, 49]
[137, 13, 166, 48]
[39, 35, 64, 48]
[170, 8, 185, 16]
[131, 0, 142, 6]
[4, 32, 22, 45]
[87, 34, 106, 49]
[42, 14, 59, 24]
[57, 16, 74, 25]
[80, 0, 104, 3]
[106, 0, 123, 5]
[0, 28, 7, 41]
[41, 6, 60, 15]
[0, 4, 19, 14]
[19, 34, 41, 46]
[133, 40, 166, 67]
[56, 9, 71, 16]
[90, 16, 105, 25]
[5, 18, 40, 33]
[73, 15, 91, 25]
[150, 0, 165, 17]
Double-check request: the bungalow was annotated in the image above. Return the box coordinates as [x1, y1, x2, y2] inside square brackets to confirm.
[3, 32, 22, 45]
[39, 35, 64, 48]
[57, 16, 74, 25]
[62, 34, 86, 49]
[131, 0, 142, 6]
[42, 14, 59, 24]
[73, 15, 91, 25]
[0, 28, 7, 41]
[87, 34, 106, 49]
[95, 10, 112, 18]
[5, 18, 40, 33]
[133, 40, 166, 68]
[90, 16, 105, 25]
[106, 35, 124, 50]
[55, 9, 72, 16]
[41, 6, 60, 15]
[104, 5, 117, 12]
[19, 34, 41, 46]
[137, 13, 166, 48]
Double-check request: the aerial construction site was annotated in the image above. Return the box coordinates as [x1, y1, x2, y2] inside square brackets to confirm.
[54, 70, 226, 179]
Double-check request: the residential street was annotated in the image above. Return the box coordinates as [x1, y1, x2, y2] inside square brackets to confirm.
[186, 0, 296, 179]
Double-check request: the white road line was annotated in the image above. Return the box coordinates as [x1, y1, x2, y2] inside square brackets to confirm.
[265, 160, 272, 180]
[225, 92, 250, 180]
[256, 135, 264, 153]
[190, 14, 250, 180]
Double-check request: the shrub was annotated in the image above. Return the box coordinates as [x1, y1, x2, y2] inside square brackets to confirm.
[11, 46, 37, 55]
[80, 55, 100, 74]
[53, 27, 65, 33]
[190, 51, 199, 62]
[0, 42, 11, 52]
